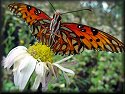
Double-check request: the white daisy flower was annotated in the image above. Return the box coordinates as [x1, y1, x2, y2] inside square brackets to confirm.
[3, 42, 75, 91]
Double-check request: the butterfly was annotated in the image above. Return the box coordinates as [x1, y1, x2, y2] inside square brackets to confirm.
[8, 2, 125, 55]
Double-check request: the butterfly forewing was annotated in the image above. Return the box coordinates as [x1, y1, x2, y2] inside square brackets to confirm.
[8, 3, 51, 24]
[8, 3, 51, 35]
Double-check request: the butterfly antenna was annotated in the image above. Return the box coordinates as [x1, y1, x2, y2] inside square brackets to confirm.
[48, 1, 56, 12]
[60, 8, 93, 15]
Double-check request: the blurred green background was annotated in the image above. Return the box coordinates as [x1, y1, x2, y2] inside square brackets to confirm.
[1, 0, 124, 93]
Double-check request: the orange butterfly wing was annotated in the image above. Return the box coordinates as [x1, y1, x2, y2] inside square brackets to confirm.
[55, 23, 124, 54]
[31, 22, 125, 55]
[8, 3, 51, 35]
[35, 23, 124, 55]
[44, 23, 124, 55]
[35, 23, 52, 45]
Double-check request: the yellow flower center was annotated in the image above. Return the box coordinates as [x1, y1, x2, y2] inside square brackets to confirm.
[27, 42, 53, 63]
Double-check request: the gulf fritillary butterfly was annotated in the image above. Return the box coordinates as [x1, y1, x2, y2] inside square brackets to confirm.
[8, 2, 125, 55]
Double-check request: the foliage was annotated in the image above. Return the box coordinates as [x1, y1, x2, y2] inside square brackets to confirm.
[1, 1, 124, 93]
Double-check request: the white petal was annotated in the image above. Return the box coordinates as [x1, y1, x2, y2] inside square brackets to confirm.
[12, 53, 31, 71]
[41, 71, 53, 91]
[14, 56, 37, 90]
[53, 63, 75, 75]
[54, 55, 73, 64]
[41, 75, 46, 88]
[32, 62, 47, 90]
[3, 46, 28, 69]
[35, 62, 44, 76]
[45, 72, 52, 84]
[42, 80, 48, 92]
[42, 72, 52, 91]
[31, 75, 42, 90]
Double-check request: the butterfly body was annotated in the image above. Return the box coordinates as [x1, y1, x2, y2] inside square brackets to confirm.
[49, 13, 61, 46]
[8, 2, 125, 55]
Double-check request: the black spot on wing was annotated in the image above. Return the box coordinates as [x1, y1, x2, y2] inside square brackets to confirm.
[96, 39, 100, 42]
[27, 5, 32, 12]
[34, 9, 41, 15]
[77, 24, 83, 28]
[90, 39, 93, 42]
[80, 36, 85, 39]
[25, 12, 27, 16]
[81, 29, 86, 32]
[91, 27, 98, 36]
